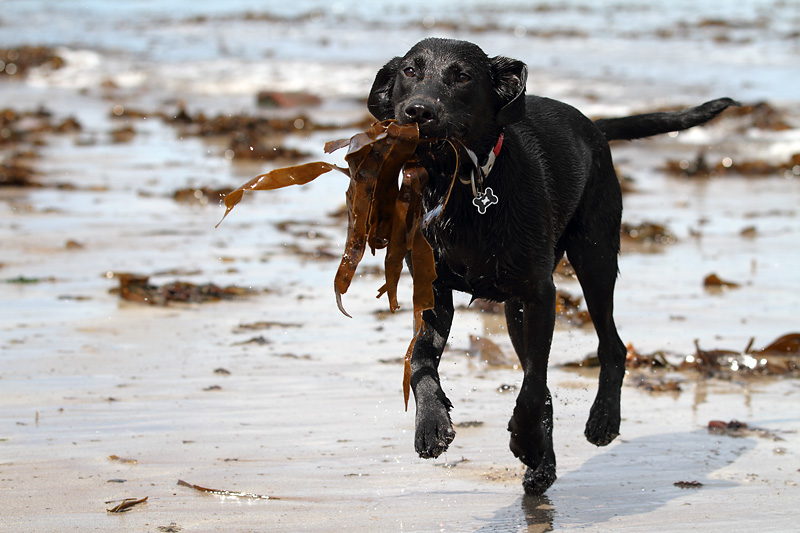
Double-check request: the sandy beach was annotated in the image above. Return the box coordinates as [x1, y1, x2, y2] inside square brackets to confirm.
[2, 1, 799, 531]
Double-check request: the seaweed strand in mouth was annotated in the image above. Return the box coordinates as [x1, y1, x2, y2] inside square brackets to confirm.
[215, 161, 347, 227]
[218, 120, 465, 407]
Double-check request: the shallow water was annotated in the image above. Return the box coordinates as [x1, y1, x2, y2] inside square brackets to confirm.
[1, 1, 799, 531]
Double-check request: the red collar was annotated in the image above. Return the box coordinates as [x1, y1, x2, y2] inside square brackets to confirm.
[481, 133, 504, 177]
[492, 133, 504, 157]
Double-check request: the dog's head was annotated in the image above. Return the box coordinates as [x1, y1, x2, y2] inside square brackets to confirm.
[368, 38, 527, 156]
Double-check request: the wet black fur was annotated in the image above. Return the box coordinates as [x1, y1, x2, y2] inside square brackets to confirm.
[368, 37, 737, 495]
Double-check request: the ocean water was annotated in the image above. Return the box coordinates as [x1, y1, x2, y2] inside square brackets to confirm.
[2, 0, 798, 105]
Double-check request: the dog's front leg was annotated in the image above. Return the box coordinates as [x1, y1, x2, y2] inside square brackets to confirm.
[410, 283, 456, 459]
[505, 282, 558, 495]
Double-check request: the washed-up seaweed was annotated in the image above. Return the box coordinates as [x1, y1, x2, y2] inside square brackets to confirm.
[109, 104, 376, 164]
[4, 275, 56, 284]
[663, 151, 800, 179]
[176, 479, 278, 500]
[468, 335, 515, 367]
[108, 454, 138, 464]
[682, 335, 800, 376]
[1, 107, 82, 188]
[1, 158, 38, 187]
[633, 376, 682, 392]
[173, 186, 233, 205]
[703, 273, 740, 291]
[106, 496, 148, 513]
[110, 272, 251, 305]
[257, 90, 322, 108]
[707, 420, 785, 441]
[749, 332, 800, 356]
[674, 481, 703, 489]
[1, 107, 81, 146]
[1, 47, 65, 77]
[625, 343, 674, 370]
[233, 321, 302, 332]
[563, 333, 800, 381]
[620, 221, 676, 246]
[218, 120, 454, 408]
[555, 290, 593, 327]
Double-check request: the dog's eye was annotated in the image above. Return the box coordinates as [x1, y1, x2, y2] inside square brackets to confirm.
[403, 67, 416, 78]
[457, 72, 471, 83]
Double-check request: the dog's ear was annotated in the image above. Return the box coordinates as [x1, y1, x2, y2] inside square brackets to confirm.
[368, 57, 402, 121]
[491, 56, 528, 128]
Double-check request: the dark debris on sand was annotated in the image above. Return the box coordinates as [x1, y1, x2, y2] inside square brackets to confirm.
[109, 272, 253, 305]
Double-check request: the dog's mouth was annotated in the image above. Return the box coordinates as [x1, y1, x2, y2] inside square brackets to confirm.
[414, 137, 453, 159]
[415, 135, 484, 184]
[412, 133, 471, 165]
[396, 107, 470, 150]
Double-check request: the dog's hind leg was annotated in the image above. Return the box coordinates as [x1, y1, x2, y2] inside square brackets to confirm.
[568, 245, 626, 446]
[564, 156, 627, 447]
[505, 284, 558, 496]
[410, 284, 456, 458]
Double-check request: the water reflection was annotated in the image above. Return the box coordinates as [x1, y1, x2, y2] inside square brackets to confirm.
[520, 495, 556, 532]
[476, 494, 555, 532]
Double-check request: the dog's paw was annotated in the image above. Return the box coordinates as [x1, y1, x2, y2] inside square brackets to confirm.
[584, 397, 620, 446]
[414, 402, 455, 459]
[508, 412, 551, 468]
[522, 463, 557, 496]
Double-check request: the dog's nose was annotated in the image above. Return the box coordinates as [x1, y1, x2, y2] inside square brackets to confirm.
[403, 100, 438, 125]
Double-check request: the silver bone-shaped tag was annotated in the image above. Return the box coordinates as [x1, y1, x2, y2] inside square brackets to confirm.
[466, 146, 500, 214]
[472, 187, 498, 214]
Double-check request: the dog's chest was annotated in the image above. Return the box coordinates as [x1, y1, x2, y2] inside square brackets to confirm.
[424, 207, 530, 302]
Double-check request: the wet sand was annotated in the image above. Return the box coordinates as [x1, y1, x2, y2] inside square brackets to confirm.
[2, 2, 800, 531]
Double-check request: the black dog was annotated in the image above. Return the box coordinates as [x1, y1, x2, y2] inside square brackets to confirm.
[367, 37, 736, 495]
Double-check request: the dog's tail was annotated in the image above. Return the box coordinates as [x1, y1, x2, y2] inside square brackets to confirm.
[594, 97, 740, 141]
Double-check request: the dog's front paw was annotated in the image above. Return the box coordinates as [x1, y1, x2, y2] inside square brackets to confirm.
[584, 397, 620, 446]
[509, 414, 557, 495]
[508, 413, 549, 468]
[522, 463, 557, 496]
[414, 400, 455, 459]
